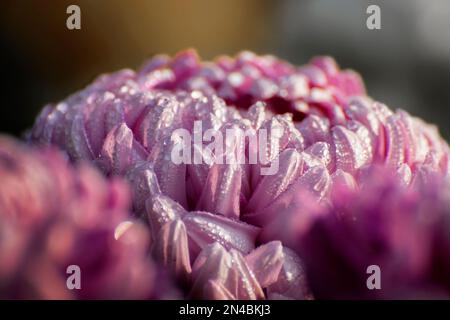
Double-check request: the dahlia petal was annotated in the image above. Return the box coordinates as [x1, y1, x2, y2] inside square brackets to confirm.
[182, 211, 259, 254]
[247, 148, 303, 213]
[30, 104, 53, 142]
[279, 74, 309, 100]
[190, 243, 233, 298]
[153, 219, 192, 280]
[138, 54, 170, 76]
[245, 241, 284, 288]
[84, 93, 114, 155]
[257, 117, 287, 161]
[304, 142, 332, 170]
[372, 101, 394, 122]
[257, 188, 323, 247]
[267, 248, 313, 300]
[396, 163, 413, 186]
[311, 56, 339, 78]
[169, 49, 199, 80]
[99, 123, 133, 175]
[186, 160, 211, 203]
[198, 63, 226, 84]
[65, 109, 94, 161]
[330, 169, 357, 203]
[146, 194, 185, 236]
[346, 120, 373, 163]
[91, 69, 135, 92]
[246, 164, 328, 231]
[135, 95, 181, 151]
[296, 165, 331, 199]
[204, 280, 236, 300]
[345, 97, 381, 136]
[277, 116, 306, 150]
[296, 115, 330, 147]
[384, 115, 406, 167]
[139, 68, 175, 89]
[125, 162, 161, 215]
[150, 135, 188, 208]
[334, 70, 365, 96]
[228, 249, 265, 300]
[332, 125, 368, 174]
[246, 102, 267, 129]
[298, 65, 327, 87]
[196, 163, 242, 219]
[105, 101, 126, 133]
[47, 103, 70, 147]
[398, 111, 417, 166]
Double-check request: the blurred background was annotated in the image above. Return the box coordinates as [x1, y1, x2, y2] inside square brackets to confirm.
[1, 0, 449, 140]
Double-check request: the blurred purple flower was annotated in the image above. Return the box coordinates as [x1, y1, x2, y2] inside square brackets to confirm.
[298, 166, 450, 299]
[0, 136, 177, 299]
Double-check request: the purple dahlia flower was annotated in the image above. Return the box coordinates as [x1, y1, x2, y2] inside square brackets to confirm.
[0, 136, 176, 299]
[298, 166, 450, 299]
[28, 50, 450, 299]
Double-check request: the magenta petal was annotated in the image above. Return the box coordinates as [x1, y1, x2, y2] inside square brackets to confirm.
[30, 104, 53, 143]
[267, 248, 313, 300]
[396, 163, 413, 186]
[182, 211, 259, 254]
[298, 65, 327, 87]
[332, 125, 368, 174]
[311, 56, 339, 78]
[247, 148, 303, 213]
[99, 123, 133, 175]
[296, 115, 330, 147]
[66, 109, 95, 161]
[330, 169, 357, 204]
[345, 97, 381, 138]
[186, 161, 211, 204]
[296, 165, 331, 199]
[279, 74, 309, 100]
[193, 242, 265, 300]
[245, 241, 284, 288]
[384, 115, 406, 167]
[304, 142, 332, 170]
[245, 165, 328, 230]
[135, 95, 181, 151]
[196, 163, 242, 219]
[334, 70, 365, 96]
[397, 111, 417, 166]
[153, 219, 192, 280]
[190, 243, 233, 298]
[85, 93, 114, 155]
[150, 136, 188, 208]
[246, 102, 267, 129]
[105, 101, 126, 133]
[47, 103, 70, 147]
[257, 185, 324, 247]
[126, 162, 161, 216]
[138, 54, 170, 76]
[204, 280, 236, 300]
[228, 249, 265, 300]
[146, 194, 185, 236]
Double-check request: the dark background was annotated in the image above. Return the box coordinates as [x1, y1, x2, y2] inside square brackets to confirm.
[1, 0, 449, 140]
